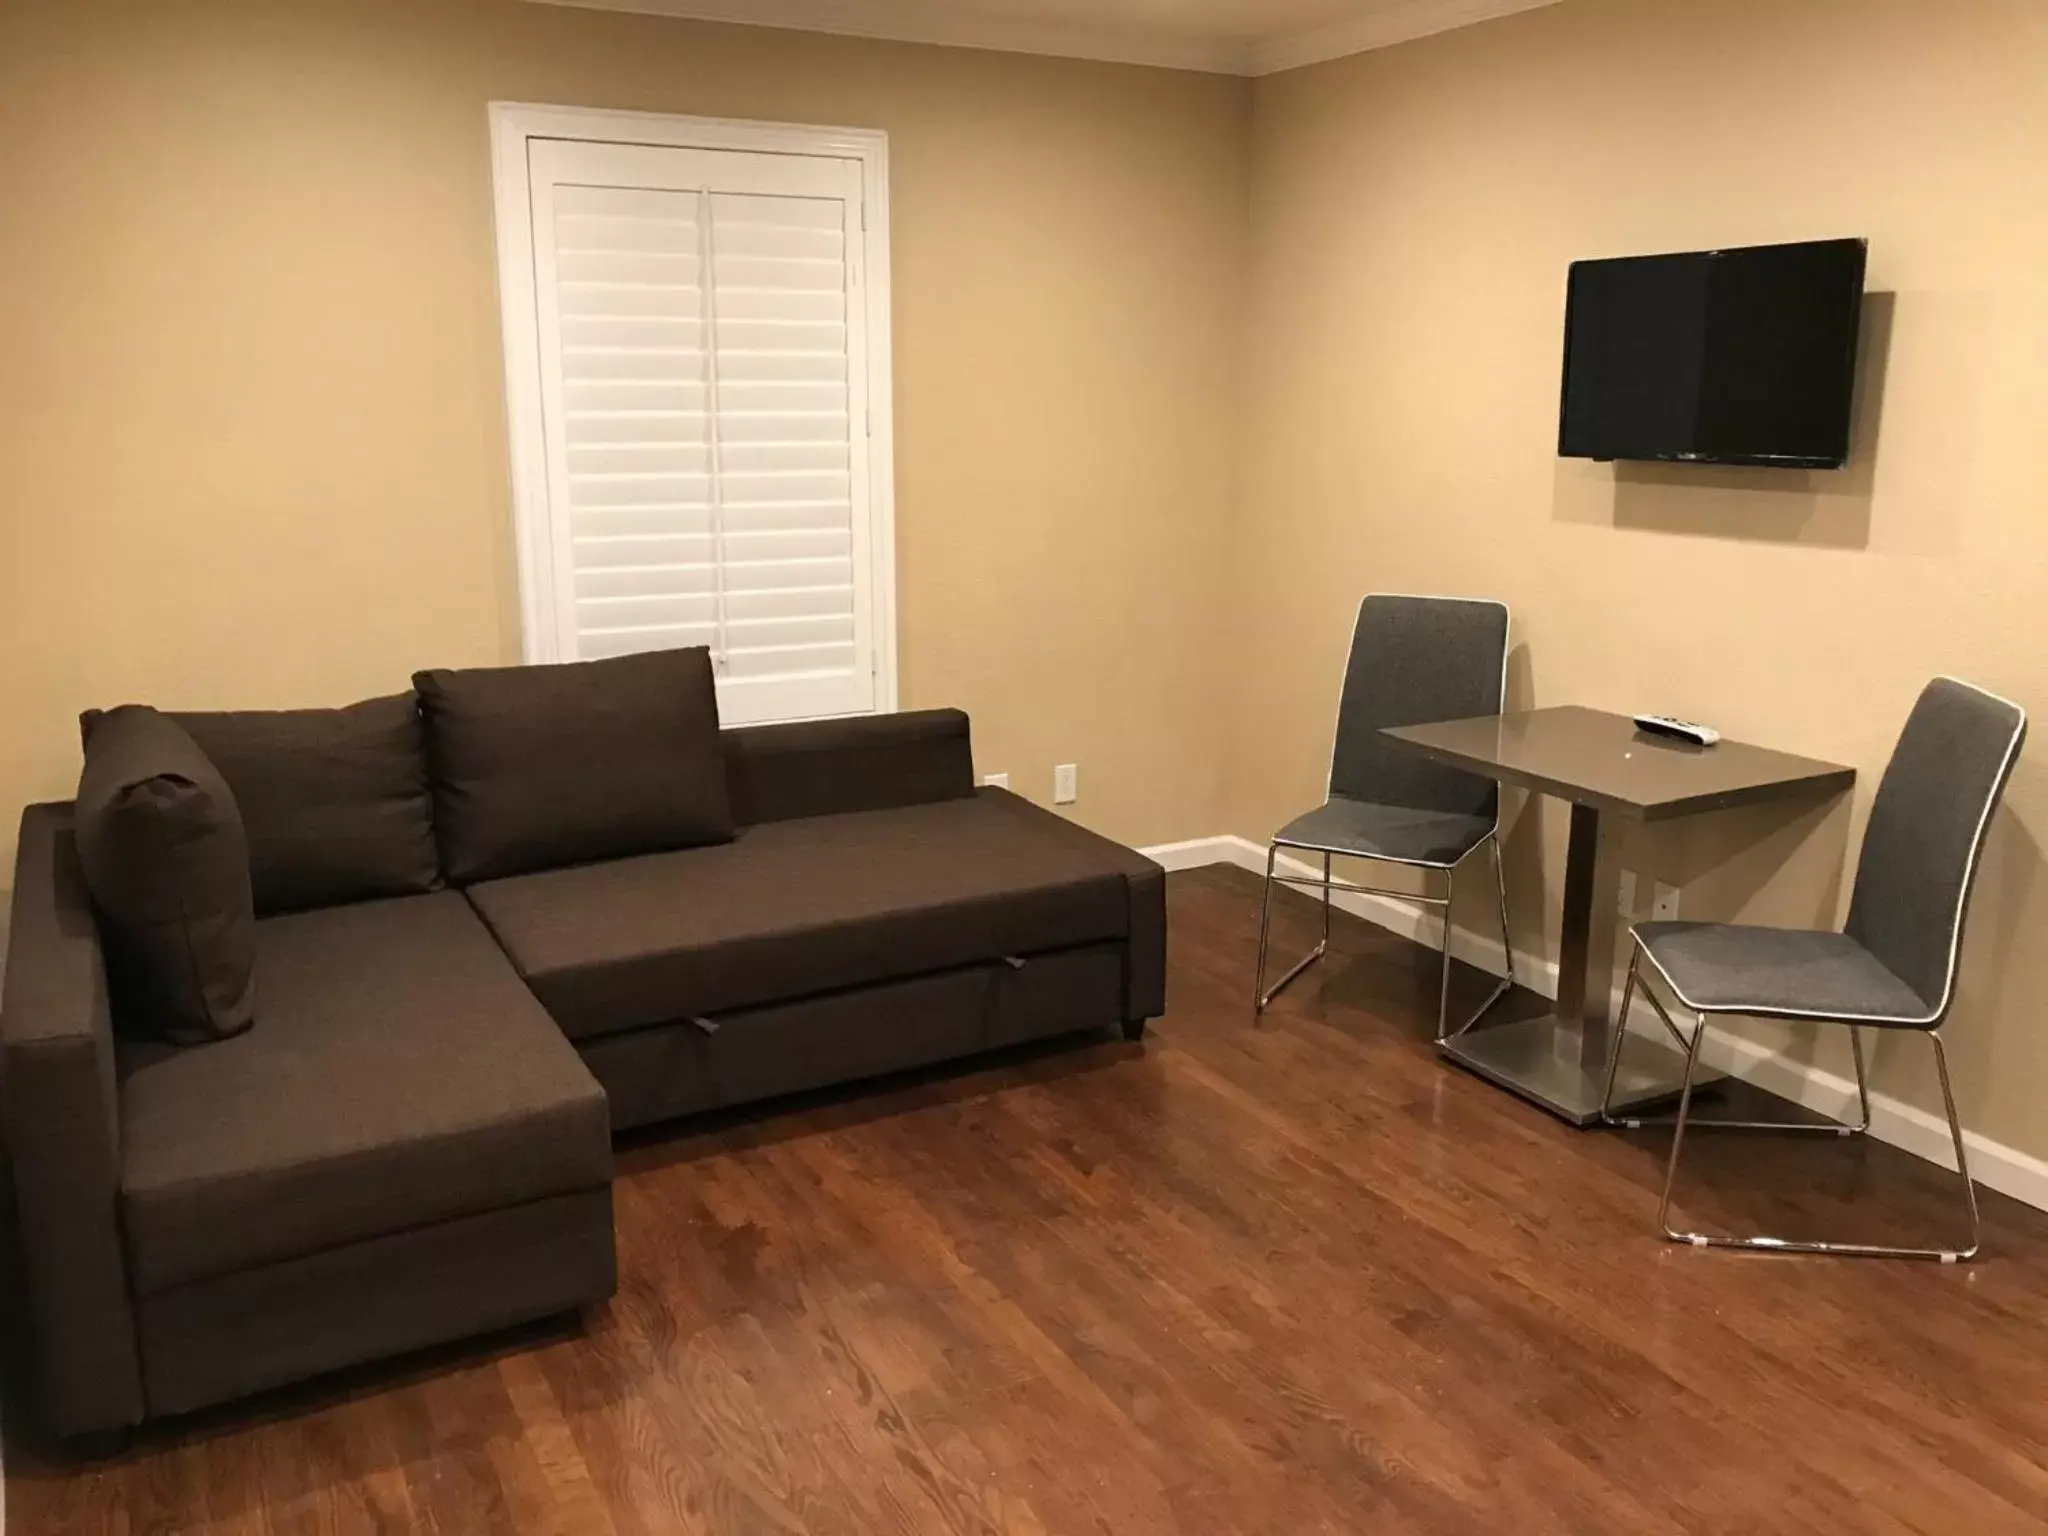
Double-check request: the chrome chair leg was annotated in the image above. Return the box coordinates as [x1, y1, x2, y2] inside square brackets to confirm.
[1848, 1025, 1873, 1133]
[1491, 836, 1516, 992]
[1254, 838, 1514, 1039]
[1600, 944, 1701, 1123]
[1254, 846, 1331, 1017]
[1597, 948, 1643, 1123]
[1252, 842, 1279, 1020]
[1604, 956, 1871, 1137]
[1657, 1025, 1981, 1262]
[1932, 1033, 1983, 1261]
[1655, 1014, 1707, 1240]
[1438, 839, 1514, 1045]
[1434, 864, 1456, 1044]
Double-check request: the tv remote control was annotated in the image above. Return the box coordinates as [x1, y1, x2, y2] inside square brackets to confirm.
[1633, 714, 1721, 747]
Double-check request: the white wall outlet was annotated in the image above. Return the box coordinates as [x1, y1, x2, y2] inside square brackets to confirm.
[1652, 881, 1682, 922]
[982, 772, 1010, 790]
[1053, 763, 1078, 805]
[1617, 869, 1638, 918]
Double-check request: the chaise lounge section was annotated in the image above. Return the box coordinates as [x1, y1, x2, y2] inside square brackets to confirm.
[0, 660, 1166, 1442]
[3, 804, 619, 1439]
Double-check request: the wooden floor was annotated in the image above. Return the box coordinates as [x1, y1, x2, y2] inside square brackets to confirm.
[11, 864, 2048, 1533]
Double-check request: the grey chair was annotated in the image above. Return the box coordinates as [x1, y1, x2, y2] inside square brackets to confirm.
[1601, 677, 2027, 1261]
[1253, 593, 1515, 1041]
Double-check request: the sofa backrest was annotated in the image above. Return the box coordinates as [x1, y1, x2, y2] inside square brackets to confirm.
[412, 650, 734, 884]
[724, 708, 976, 827]
[81, 695, 442, 916]
[75, 674, 977, 904]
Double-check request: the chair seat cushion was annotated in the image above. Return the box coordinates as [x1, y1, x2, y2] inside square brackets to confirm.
[118, 892, 611, 1295]
[1634, 921, 1934, 1025]
[465, 789, 1134, 1041]
[1273, 795, 1493, 867]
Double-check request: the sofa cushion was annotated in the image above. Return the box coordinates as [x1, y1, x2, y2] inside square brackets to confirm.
[117, 891, 610, 1295]
[415, 649, 735, 883]
[87, 694, 442, 915]
[74, 706, 257, 1045]
[465, 789, 1135, 1041]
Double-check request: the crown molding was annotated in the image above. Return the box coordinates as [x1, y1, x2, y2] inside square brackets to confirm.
[1250, 0, 1561, 75]
[521, 0, 1563, 77]
[523, 0, 1250, 75]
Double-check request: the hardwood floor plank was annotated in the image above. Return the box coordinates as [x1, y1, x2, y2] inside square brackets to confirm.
[665, 1156, 975, 1535]
[10, 866, 2048, 1533]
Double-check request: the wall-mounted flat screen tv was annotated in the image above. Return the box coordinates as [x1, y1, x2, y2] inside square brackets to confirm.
[1558, 237, 1867, 469]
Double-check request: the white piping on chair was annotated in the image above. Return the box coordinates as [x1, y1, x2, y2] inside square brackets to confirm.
[1631, 676, 2027, 1029]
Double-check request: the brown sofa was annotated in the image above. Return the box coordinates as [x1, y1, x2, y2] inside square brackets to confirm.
[1, 699, 1165, 1442]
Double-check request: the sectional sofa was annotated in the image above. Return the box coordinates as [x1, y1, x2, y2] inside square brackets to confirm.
[0, 650, 1165, 1442]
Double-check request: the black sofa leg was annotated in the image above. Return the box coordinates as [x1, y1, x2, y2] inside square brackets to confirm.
[1120, 1018, 1148, 1042]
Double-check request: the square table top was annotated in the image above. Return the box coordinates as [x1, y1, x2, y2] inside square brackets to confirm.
[1381, 705, 1856, 821]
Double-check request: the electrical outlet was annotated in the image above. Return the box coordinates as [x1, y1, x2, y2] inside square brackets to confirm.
[982, 772, 1010, 790]
[1053, 763, 1078, 805]
[1652, 881, 1681, 922]
[1617, 869, 1639, 918]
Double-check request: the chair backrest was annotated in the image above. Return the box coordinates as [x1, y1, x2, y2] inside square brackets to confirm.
[1845, 677, 2027, 1023]
[1327, 594, 1509, 820]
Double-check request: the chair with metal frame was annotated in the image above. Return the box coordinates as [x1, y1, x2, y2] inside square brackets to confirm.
[1600, 676, 2026, 1262]
[1252, 594, 1516, 1043]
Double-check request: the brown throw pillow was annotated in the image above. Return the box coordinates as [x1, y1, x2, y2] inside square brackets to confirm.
[81, 694, 442, 915]
[73, 706, 257, 1044]
[413, 648, 736, 883]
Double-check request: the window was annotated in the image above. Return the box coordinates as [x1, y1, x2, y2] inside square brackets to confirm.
[490, 105, 897, 724]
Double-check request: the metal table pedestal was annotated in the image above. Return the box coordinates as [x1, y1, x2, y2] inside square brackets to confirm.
[1439, 800, 1720, 1125]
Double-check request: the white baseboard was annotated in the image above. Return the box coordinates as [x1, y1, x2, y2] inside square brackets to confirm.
[1145, 835, 2048, 1217]
[1141, 836, 1260, 874]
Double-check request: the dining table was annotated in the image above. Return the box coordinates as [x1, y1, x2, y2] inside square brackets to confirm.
[1381, 705, 1856, 1125]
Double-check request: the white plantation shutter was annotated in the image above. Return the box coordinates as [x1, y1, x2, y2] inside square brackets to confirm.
[515, 135, 885, 724]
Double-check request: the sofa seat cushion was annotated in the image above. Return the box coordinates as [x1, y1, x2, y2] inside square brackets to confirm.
[118, 892, 611, 1296]
[465, 790, 1134, 1041]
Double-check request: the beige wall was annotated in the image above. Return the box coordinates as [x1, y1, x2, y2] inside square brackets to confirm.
[8, 0, 2048, 1156]
[1234, 0, 2048, 1153]
[0, 0, 1249, 863]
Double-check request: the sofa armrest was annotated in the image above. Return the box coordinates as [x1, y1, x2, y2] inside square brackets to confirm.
[1, 804, 147, 1436]
[1118, 856, 1168, 1023]
[724, 709, 976, 826]
[975, 788, 1167, 1023]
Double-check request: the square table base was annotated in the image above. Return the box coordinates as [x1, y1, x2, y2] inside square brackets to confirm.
[1439, 1015, 1725, 1127]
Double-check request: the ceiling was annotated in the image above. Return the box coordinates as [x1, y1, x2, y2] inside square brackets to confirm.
[525, 0, 1562, 76]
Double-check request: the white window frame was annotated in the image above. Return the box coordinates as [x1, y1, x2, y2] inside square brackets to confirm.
[488, 101, 899, 715]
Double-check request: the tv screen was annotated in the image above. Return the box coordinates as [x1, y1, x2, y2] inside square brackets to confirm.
[1558, 237, 1867, 469]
